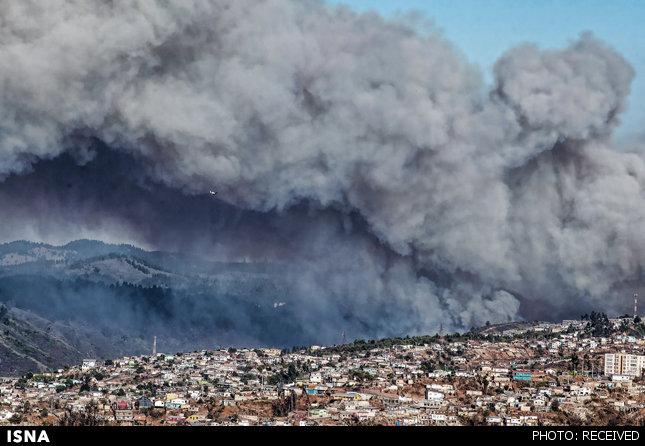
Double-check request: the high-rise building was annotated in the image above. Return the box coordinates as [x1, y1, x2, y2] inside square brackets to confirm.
[604, 353, 645, 377]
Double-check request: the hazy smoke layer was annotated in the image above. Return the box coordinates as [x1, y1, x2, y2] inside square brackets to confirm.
[0, 0, 643, 342]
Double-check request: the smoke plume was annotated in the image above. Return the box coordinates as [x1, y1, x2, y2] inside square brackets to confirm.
[0, 0, 643, 343]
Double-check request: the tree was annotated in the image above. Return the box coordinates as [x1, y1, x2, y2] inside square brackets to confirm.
[0, 304, 9, 323]
[569, 353, 580, 373]
[551, 399, 560, 411]
[60, 404, 99, 426]
[9, 413, 22, 424]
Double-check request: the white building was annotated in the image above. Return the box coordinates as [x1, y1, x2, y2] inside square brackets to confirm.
[425, 388, 444, 401]
[81, 359, 97, 371]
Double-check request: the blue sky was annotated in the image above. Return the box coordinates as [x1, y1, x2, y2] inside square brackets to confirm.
[328, 0, 645, 145]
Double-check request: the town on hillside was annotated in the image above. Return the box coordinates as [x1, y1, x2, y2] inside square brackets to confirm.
[2, 313, 645, 426]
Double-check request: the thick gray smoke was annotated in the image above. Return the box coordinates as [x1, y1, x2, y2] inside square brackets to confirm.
[0, 0, 643, 342]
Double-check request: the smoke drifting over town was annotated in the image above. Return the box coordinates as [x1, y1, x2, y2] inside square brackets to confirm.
[0, 0, 643, 344]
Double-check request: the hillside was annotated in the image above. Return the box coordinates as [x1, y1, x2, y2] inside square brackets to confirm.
[0, 240, 311, 375]
[0, 306, 81, 375]
[474, 321, 545, 335]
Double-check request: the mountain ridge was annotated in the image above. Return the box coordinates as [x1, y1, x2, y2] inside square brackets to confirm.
[0, 239, 315, 375]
